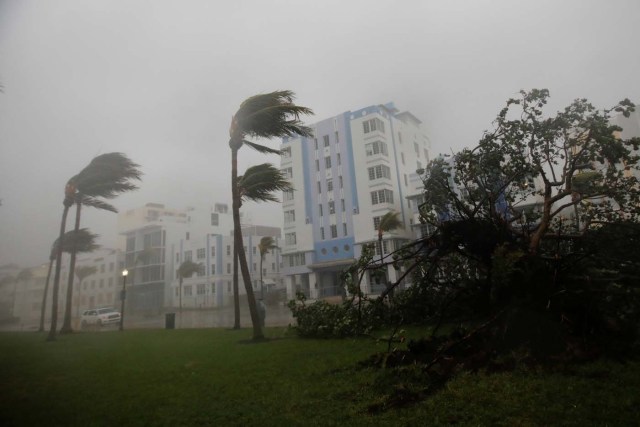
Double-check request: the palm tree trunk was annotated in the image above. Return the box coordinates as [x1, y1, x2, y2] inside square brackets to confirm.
[179, 276, 183, 329]
[60, 201, 82, 334]
[76, 280, 83, 325]
[233, 244, 240, 329]
[38, 259, 53, 332]
[47, 203, 71, 341]
[260, 255, 264, 300]
[231, 147, 263, 340]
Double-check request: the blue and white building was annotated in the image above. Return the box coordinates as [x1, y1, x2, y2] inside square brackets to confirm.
[280, 103, 431, 299]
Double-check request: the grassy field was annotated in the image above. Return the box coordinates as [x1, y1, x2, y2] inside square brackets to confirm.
[1, 327, 639, 426]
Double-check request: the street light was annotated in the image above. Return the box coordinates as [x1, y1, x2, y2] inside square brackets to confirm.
[119, 269, 128, 331]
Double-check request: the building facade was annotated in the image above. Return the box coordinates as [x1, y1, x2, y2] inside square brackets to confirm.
[280, 103, 431, 299]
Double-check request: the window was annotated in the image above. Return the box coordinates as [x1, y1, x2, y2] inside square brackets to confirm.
[339, 176, 343, 188]
[197, 264, 205, 277]
[184, 250, 193, 261]
[285, 233, 297, 245]
[228, 281, 231, 293]
[271, 262, 275, 271]
[368, 165, 391, 180]
[317, 181, 321, 193]
[211, 213, 219, 226]
[186, 232, 190, 240]
[226, 245, 231, 256]
[414, 142, 420, 156]
[108, 278, 113, 287]
[197, 248, 205, 259]
[323, 135, 330, 147]
[337, 153, 341, 165]
[314, 138, 318, 149]
[281, 147, 291, 158]
[371, 189, 394, 205]
[330, 224, 338, 238]
[227, 263, 231, 274]
[328, 201, 335, 214]
[373, 216, 381, 230]
[320, 227, 325, 240]
[184, 285, 192, 296]
[401, 152, 405, 165]
[283, 167, 293, 179]
[398, 132, 402, 144]
[211, 246, 215, 257]
[325, 156, 331, 168]
[316, 159, 320, 171]
[335, 131, 339, 144]
[343, 223, 348, 236]
[197, 284, 206, 295]
[284, 210, 295, 223]
[365, 141, 388, 156]
[374, 240, 390, 255]
[211, 264, 216, 275]
[404, 174, 408, 186]
[417, 160, 423, 170]
[363, 117, 385, 134]
[327, 179, 333, 192]
[253, 263, 256, 272]
[319, 204, 323, 217]
[341, 199, 345, 212]
[283, 189, 295, 201]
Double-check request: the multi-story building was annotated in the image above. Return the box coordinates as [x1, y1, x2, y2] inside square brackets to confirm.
[118, 202, 283, 313]
[280, 102, 431, 299]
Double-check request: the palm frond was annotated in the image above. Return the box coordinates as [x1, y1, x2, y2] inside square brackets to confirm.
[75, 266, 97, 281]
[243, 140, 283, 155]
[80, 196, 117, 213]
[71, 153, 142, 200]
[237, 163, 293, 203]
[178, 260, 202, 279]
[53, 228, 100, 254]
[258, 236, 278, 256]
[378, 211, 404, 233]
[231, 91, 313, 141]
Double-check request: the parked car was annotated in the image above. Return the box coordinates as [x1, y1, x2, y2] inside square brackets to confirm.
[81, 307, 121, 329]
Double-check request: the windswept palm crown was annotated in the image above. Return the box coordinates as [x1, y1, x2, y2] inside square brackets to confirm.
[258, 236, 278, 258]
[229, 90, 313, 152]
[377, 211, 404, 238]
[178, 260, 201, 279]
[54, 229, 100, 254]
[237, 163, 293, 204]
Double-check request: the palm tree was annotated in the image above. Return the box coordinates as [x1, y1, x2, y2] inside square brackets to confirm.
[229, 92, 312, 340]
[233, 163, 292, 332]
[49, 153, 141, 341]
[58, 153, 141, 335]
[376, 211, 404, 298]
[38, 229, 99, 332]
[257, 236, 278, 299]
[74, 265, 98, 326]
[177, 260, 201, 328]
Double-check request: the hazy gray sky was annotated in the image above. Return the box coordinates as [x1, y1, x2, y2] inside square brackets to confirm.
[1, 0, 639, 267]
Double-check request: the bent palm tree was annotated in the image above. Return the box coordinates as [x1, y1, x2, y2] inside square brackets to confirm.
[376, 211, 404, 298]
[257, 236, 278, 299]
[59, 153, 141, 335]
[49, 153, 141, 341]
[177, 260, 201, 328]
[229, 91, 312, 340]
[39, 229, 99, 332]
[236, 163, 292, 327]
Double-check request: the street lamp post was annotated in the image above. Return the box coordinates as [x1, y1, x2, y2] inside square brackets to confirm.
[119, 269, 128, 331]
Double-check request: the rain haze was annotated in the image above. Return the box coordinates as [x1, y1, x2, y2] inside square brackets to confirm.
[0, 0, 639, 268]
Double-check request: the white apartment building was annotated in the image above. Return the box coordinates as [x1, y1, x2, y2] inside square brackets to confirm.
[118, 203, 283, 313]
[280, 103, 431, 299]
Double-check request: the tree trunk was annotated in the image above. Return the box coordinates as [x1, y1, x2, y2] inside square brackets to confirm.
[38, 259, 53, 332]
[60, 201, 82, 334]
[529, 188, 553, 254]
[233, 244, 240, 329]
[179, 276, 183, 329]
[231, 146, 263, 340]
[260, 255, 264, 300]
[47, 203, 71, 341]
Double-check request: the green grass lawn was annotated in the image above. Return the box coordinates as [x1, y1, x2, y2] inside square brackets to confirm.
[1, 327, 639, 426]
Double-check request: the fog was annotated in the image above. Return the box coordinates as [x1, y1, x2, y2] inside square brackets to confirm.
[0, 0, 638, 267]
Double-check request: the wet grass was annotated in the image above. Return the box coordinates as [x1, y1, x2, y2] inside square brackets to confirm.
[0, 328, 638, 426]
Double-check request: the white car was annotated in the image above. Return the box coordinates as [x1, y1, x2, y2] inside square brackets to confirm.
[81, 307, 121, 329]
